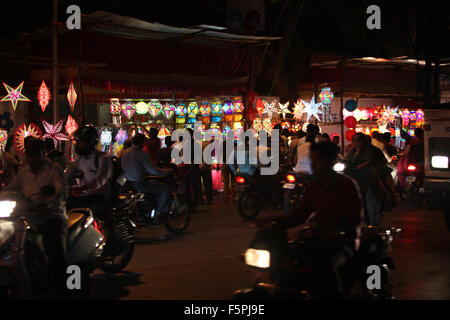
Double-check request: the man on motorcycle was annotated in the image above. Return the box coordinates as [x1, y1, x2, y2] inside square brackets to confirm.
[121, 134, 171, 217]
[65, 125, 113, 220]
[5, 138, 68, 295]
[261, 142, 363, 298]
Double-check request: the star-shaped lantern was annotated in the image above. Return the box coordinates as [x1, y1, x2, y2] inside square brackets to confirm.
[301, 95, 323, 121]
[262, 100, 279, 119]
[37, 81, 50, 113]
[1, 81, 31, 111]
[293, 99, 305, 120]
[67, 82, 77, 112]
[14, 123, 42, 154]
[42, 120, 69, 148]
[65, 115, 78, 136]
[278, 101, 291, 119]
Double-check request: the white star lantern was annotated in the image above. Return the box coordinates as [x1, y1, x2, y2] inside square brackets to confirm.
[42, 120, 69, 148]
[262, 100, 279, 119]
[278, 101, 291, 119]
[301, 95, 323, 121]
[293, 99, 305, 120]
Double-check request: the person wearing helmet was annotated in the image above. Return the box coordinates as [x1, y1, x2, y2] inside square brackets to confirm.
[65, 125, 113, 219]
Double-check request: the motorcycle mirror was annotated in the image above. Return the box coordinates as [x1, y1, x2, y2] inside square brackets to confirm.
[40, 185, 56, 196]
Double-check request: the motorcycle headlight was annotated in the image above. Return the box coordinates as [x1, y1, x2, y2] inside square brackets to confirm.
[245, 248, 270, 269]
[0, 201, 16, 218]
[333, 162, 345, 172]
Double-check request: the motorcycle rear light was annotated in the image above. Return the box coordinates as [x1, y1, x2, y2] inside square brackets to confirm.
[286, 175, 296, 183]
[236, 177, 245, 184]
[407, 164, 416, 171]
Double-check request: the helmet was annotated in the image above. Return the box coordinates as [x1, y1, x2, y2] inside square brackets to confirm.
[73, 125, 98, 155]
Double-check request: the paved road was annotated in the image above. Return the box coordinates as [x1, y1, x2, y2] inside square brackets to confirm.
[90, 197, 450, 300]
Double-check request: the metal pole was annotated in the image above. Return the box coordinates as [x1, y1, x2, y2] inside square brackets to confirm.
[52, 0, 59, 123]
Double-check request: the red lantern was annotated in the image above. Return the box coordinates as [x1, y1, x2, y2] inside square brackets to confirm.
[344, 116, 357, 128]
[345, 129, 356, 142]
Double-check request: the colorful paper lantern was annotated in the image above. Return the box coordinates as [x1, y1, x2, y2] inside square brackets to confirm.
[135, 101, 149, 115]
[110, 100, 121, 115]
[262, 119, 272, 132]
[163, 104, 176, 120]
[42, 120, 69, 148]
[222, 100, 234, 115]
[345, 100, 357, 112]
[344, 116, 357, 128]
[233, 99, 244, 113]
[345, 129, 356, 142]
[176, 103, 187, 117]
[187, 101, 200, 117]
[37, 81, 50, 113]
[211, 101, 223, 117]
[115, 129, 128, 144]
[0, 129, 7, 150]
[201, 101, 211, 116]
[149, 100, 162, 117]
[14, 123, 42, 154]
[301, 95, 323, 121]
[67, 81, 77, 112]
[416, 109, 424, 126]
[157, 127, 171, 139]
[401, 110, 410, 126]
[256, 98, 264, 117]
[121, 102, 136, 120]
[319, 87, 334, 104]
[252, 119, 262, 131]
[1, 81, 30, 111]
[65, 115, 78, 136]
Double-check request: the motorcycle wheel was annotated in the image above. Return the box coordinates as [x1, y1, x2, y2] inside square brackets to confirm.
[99, 243, 135, 273]
[238, 191, 261, 221]
[99, 223, 135, 273]
[163, 194, 191, 234]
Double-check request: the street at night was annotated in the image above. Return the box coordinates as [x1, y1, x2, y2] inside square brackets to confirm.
[0, 0, 450, 313]
[91, 198, 450, 300]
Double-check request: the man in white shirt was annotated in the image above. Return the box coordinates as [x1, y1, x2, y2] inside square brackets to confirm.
[5, 138, 68, 295]
[294, 124, 319, 174]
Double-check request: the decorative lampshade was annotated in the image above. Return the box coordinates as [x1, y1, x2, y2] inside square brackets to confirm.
[110, 100, 121, 115]
[233, 99, 244, 113]
[65, 115, 78, 136]
[319, 87, 334, 104]
[38, 81, 50, 113]
[211, 101, 223, 117]
[222, 100, 233, 115]
[163, 104, 176, 120]
[176, 103, 187, 117]
[222, 126, 231, 139]
[148, 100, 162, 117]
[157, 127, 171, 139]
[121, 102, 136, 119]
[201, 101, 211, 116]
[67, 81, 77, 112]
[135, 101, 149, 115]
[187, 101, 200, 118]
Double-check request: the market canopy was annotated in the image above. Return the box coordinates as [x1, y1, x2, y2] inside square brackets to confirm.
[26, 11, 281, 100]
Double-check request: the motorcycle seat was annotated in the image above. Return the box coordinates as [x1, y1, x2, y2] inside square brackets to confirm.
[67, 211, 86, 229]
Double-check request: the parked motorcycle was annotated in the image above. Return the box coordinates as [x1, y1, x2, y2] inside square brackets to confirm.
[0, 186, 105, 299]
[234, 224, 400, 300]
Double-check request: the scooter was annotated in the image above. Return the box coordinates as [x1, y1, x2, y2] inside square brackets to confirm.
[0, 186, 105, 299]
[234, 223, 400, 300]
